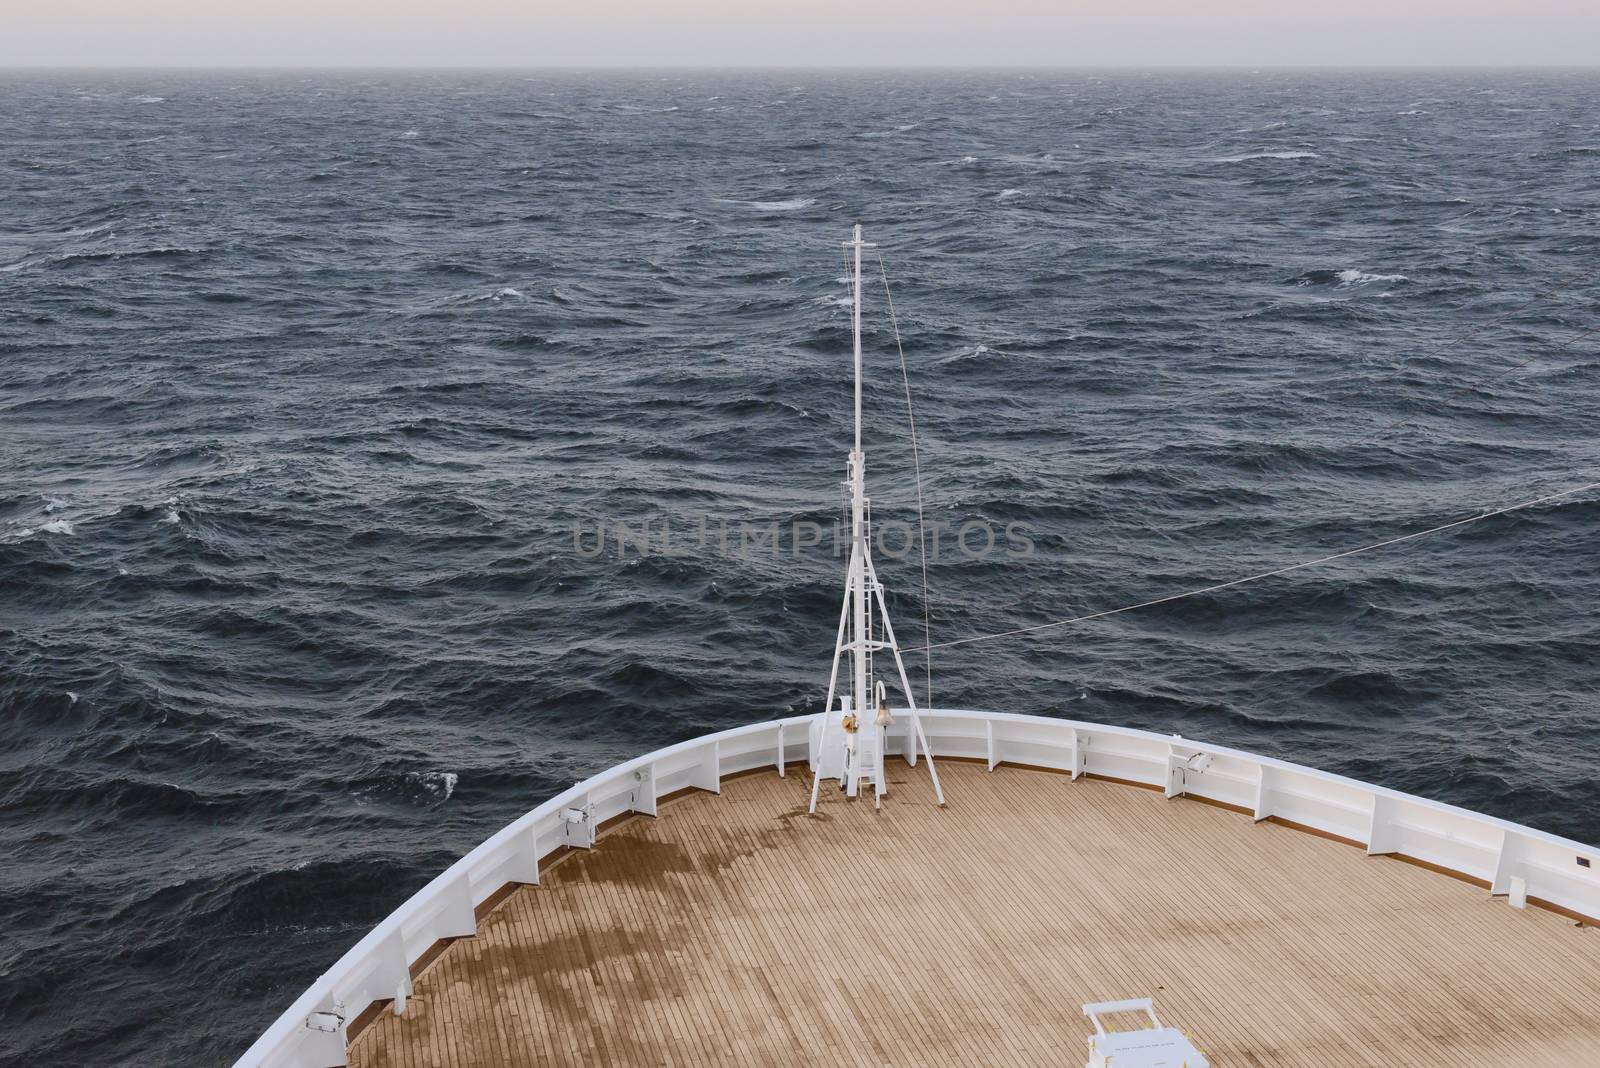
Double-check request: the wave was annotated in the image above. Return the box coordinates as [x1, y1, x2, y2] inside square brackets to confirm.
[5, 517, 75, 541]
[862, 122, 921, 138]
[420, 771, 458, 801]
[48, 246, 206, 267]
[1335, 269, 1407, 286]
[1291, 268, 1409, 288]
[714, 196, 816, 212]
[430, 286, 527, 308]
[935, 343, 1032, 367]
[1210, 150, 1319, 162]
[348, 769, 459, 808]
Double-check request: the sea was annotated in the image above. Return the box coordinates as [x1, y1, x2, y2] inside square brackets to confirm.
[2, 68, 1597, 1065]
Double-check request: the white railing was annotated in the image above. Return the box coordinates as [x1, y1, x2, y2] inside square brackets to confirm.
[234, 710, 1600, 1068]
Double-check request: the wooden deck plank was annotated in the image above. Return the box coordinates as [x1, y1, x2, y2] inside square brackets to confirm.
[349, 762, 1600, 1067]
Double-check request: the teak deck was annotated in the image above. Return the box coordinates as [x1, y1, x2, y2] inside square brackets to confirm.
[349, 761, 1600, 1067]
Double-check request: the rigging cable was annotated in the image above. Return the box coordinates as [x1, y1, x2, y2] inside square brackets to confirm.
[904, 478, 1600, 654]
[857, 250, 1598, 662]
[875, 251, 936, 709]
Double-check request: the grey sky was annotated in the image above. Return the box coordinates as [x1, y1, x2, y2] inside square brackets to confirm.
[3, 0, 1597, 67]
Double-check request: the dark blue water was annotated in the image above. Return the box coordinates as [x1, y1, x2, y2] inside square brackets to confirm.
[2, 69, 1597, 1065]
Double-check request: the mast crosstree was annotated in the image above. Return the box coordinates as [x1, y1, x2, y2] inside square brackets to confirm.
[808, 224, 945, 812]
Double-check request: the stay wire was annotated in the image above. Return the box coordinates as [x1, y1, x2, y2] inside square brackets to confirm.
[904, 478, 1600, 654]
[875, 251, 936, 709]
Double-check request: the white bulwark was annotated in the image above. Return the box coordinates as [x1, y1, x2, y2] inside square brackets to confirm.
[232, 708, 1600, 1068]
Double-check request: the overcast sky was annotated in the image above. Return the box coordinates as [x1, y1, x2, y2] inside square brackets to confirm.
[3, 0, 1598, 68]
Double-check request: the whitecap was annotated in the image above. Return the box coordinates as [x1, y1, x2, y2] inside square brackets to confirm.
[131, 95, 165, 104]
[997, 188, 1023, 200]
[356, 770, 461, 807]
[938, 343, 996, 364]
[1337, 269, 1407, 286]
[399, 129, 421, 139]
[448, 287, 525, 305]
[716, 196, 816, 212]
[161, 509, 181, 524]
[1210, 150, 1319, 163]
[11, 517, 76, 540]
[67, 692, 79, 705]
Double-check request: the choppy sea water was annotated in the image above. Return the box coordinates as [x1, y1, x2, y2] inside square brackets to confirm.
[2, 69, 1598, 1064]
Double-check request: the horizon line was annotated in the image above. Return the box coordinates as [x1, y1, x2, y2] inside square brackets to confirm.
[5, 62, 1600, 73]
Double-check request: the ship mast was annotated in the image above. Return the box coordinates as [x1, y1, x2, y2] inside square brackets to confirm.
[809, 224, 944, 812]
[848, 223, 868, 733]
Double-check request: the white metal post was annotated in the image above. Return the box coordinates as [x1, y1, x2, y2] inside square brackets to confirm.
[849, 223, 868, 739]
